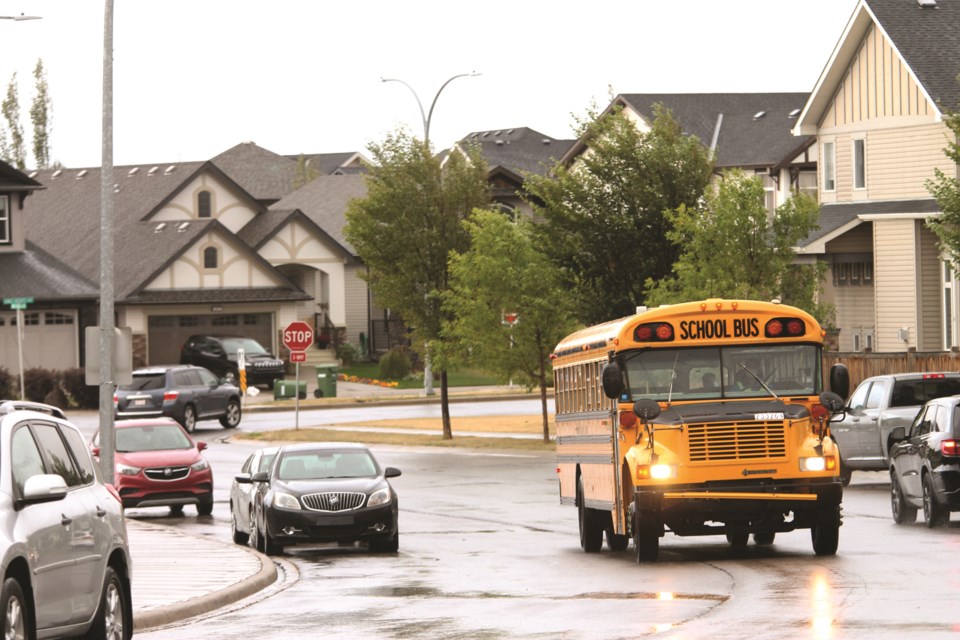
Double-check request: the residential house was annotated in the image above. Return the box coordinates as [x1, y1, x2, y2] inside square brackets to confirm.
[792, 0, 960, 353]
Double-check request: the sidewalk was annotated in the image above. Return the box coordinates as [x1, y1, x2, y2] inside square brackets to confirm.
[129, 519, 277, 632]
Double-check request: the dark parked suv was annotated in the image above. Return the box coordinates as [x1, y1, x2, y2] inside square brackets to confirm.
[114, 364, 242, 432]
[180, 335, 285, 389]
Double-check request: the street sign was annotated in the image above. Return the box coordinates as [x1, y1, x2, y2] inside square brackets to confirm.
[290, 351, 307, 363]
[283, 321, 314, 352]
[3, 297, 33, 310]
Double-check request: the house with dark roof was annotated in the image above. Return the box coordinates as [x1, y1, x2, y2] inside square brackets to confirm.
[563, 93, 818, 213]
[792, 0, 960, 352]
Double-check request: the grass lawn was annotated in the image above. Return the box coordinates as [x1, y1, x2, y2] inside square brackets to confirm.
[340, 362, 500, 389]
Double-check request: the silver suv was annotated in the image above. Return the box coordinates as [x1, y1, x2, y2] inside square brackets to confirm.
[0, 400, 132, 639]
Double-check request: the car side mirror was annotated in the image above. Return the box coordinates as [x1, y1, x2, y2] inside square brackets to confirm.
[251, 471, 269, 482]
[889, 426, 906, 443]
[19, 474, 68, 507]
[197, 441, 208, 452]
[234, 474, 253, 484]
[384, 467, 402, 478]
[601, 362, 625, 399]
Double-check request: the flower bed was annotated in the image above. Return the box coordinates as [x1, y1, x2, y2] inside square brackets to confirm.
[337, 373, 399, 388]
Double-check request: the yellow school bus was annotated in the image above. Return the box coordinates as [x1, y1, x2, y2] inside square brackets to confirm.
[553, 299, 849, 561]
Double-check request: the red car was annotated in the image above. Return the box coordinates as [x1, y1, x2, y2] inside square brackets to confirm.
[92, 418, 214, 516]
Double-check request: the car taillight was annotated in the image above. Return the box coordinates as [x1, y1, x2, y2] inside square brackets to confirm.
[941, 440, 959, 456]
[163, 390, 179, 401]
[113, 393, 118, 406]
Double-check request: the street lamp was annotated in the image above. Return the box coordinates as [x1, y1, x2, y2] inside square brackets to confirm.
[0, 14, 41, 20]
[380, 72, 479, 396]
[380, 72, 480, 145]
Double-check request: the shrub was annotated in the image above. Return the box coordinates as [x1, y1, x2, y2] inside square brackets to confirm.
[0, 366, 14, 399]
[378, 347, 412, 380]
[23, 368, 58, 403]
[60, 368, 100, 409]
[336, 342, 361, 367]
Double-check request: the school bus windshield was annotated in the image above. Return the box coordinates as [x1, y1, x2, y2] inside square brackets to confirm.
[621, 344, 822, 401]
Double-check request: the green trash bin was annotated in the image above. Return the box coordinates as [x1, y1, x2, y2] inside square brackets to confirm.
[314, 364, 338, 398]
[273, 379, 306, 400]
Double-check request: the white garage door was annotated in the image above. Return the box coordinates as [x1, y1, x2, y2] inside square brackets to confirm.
[0, 310, 78, 375]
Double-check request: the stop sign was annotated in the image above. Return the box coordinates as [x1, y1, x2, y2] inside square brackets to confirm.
[283, 321, 314, 352]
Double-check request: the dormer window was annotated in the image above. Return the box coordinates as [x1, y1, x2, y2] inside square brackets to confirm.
[198, 190, 212, 219]
[0, 196, 9, 245]
[203, 246, 218, 269]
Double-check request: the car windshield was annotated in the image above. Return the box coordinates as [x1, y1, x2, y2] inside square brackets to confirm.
[118, 373, 165, 391]
[278, 451, 377, 480]
[219, 338, 269, 358]
[115, 425, 192, 452]
[620, 344, 822, 401]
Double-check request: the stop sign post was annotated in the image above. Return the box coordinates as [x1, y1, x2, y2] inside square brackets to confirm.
[283, 321, 314, 429]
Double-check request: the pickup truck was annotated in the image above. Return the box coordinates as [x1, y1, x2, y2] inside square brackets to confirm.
[830, 372, 960, 485]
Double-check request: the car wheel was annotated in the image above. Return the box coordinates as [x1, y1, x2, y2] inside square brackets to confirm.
[2, 577, 29, 640]
[890, 469, 917, 524]
[180, 405, 197, 433]
[169, 504, 184, 516]
[753, 532, 776, 545]
[85, 566, 130, 640]
[231, 505, 249, 545]
[922, 473, 950, 528]
[577, 476, 603, 553]
[369, 531, 399, 553]
[263, 529, 283, 556]
[249, 519, 261, 552]
[811, 507, 840, 556]
[197, 495, 214, 517]
[726, 532, 748, 547]
[220, 400, 242, 429]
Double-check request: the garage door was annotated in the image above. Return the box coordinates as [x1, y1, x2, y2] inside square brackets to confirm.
[147, 313, 275, 366]
[0, 310, 78, 375]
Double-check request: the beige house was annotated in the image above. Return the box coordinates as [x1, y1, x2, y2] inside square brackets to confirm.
[793, 0, 960, 353]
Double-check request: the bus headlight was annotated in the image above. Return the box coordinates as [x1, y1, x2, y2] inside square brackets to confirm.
[800, 456, 836, 472]
[637, 463, 678, 480]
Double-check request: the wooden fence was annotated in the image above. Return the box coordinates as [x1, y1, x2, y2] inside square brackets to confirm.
[823, 350, 960, 392]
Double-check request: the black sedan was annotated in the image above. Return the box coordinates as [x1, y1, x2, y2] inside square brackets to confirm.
[889, 395, 960, 527]
[243, 442, 400, 555]
[114, 364, 242, 432]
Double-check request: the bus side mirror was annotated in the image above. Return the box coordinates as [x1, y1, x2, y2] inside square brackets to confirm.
[633, 398, 661, 421]
[601, 362, 624, 399]
[829, 363, 849, 401]
[819, 391, 845, 413]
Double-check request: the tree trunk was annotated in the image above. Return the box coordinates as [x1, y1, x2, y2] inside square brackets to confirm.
[441, 369, 452, 439]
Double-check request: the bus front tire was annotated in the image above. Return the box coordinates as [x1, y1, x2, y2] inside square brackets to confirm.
[811, 508, 840, 556]
[634, 513, 660, 562]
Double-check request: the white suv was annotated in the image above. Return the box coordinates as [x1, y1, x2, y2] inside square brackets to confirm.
[0, 400, 132, 639]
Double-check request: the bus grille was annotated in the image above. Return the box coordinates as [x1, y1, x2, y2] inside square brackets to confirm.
[687, 421, 787, 462]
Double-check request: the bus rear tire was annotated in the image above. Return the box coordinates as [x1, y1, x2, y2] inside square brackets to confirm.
[577, 477, 603, 553]
[606, 530, 629, 552]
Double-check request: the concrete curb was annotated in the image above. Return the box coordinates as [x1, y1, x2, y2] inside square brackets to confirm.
[132, 526, 278, 633]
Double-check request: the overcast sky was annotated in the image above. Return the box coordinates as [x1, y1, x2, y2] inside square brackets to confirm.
[1, 0, 860, 169]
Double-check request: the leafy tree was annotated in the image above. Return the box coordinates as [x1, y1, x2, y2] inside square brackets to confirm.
[1, 73, 25, 169]
[524, 104, 714, 325]
[30, 59, 52, 169]
[345, 131, 489, 439]
[292, 153, 318, 190]
[645, 170, 831, 322]
[446, 210, 579, 442]
[927, 107, 960, 264]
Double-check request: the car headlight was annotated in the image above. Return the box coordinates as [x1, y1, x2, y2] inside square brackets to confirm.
[367, 487, 391, 507]
[800, 456, 836, 472]
[116, 463, 141, 476]
[271, 491, 301, 510]
[191, 459, 209, 472]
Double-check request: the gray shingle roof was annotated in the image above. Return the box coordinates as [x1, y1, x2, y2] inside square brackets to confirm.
[0, 240, 98, 300]
[267, 174, 368, 256]
[616, 93, 813, 168]
[458, 128, 576, 178]
[867, 0, 960, 110]
[798, 198, 941, 248]
[212, 142, 299, 204]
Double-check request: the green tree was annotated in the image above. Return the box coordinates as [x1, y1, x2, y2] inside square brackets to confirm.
[30, 59, 52, 169]
[1, 73, 25, 169]
[344, 131, 489, 439]
[446, 210, 579, 442]
[524, 104, 714, 325]
[645, 170, 831, 322]
[927, 107, 960, 264]
[292, 153, 318, 190]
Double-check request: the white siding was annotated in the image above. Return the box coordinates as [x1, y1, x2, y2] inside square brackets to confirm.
[149, 172, 257, 233]
[874, 219, 918, 351]
[343, 265, 369, 346]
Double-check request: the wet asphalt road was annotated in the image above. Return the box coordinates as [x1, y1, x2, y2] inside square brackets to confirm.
[128, 432, 960, 640]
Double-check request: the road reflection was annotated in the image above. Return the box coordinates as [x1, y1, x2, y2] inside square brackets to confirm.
[809, 570, 834, 639]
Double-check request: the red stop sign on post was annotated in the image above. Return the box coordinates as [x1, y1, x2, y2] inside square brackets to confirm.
[283, 321, 314, 353]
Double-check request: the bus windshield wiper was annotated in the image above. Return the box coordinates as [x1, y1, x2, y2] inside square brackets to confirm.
[738, 363, 779, 400]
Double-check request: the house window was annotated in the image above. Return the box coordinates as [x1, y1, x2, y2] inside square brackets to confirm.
[823, 142, 835, 192]
[203, 246, 218, 269]
[44, 312, 74, 325]
[0, 195, 9, 244]
[198, 190, 212, 219]
[833, 255, 873, 286]
[797, 171, 818, 201]
[212, 316, 238, 326]
[944, 261, 958, 350]
[179, 316, 200, 327]
[853, 139, 866, 190]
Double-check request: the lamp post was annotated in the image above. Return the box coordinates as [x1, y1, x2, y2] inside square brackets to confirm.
[0, 14, 41, 21]
[380, 72, 479, 396]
